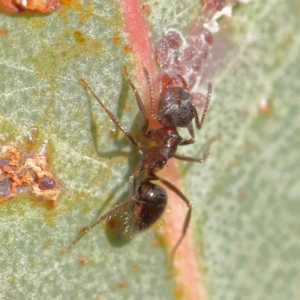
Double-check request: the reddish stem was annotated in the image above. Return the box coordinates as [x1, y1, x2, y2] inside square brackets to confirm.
[119, 1, 206, 299]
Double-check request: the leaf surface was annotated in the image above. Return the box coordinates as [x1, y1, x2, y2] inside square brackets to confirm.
[0, 0, 299, 299]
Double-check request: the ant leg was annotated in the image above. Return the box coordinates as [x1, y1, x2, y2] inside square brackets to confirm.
[194, 82, 212, 130]
[177, 131, 221, 165]
[179, 124, 195, 145]
[123, 66, 149, 135]
[187, 123, 195, 140]
[174, 153, 204, 163]
[80, 79, 141, 149]
[156, 176, 192, 259]
[143, 67, 154, 117]
[63, 196, 137, 253]
[63, 163, 143, 253]
[129, 163, 143, 195]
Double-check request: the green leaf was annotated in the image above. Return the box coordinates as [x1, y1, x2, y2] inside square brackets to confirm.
[1, 0, 299, 299]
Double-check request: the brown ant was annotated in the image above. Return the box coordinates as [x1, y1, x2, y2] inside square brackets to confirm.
[63, 67, 212, 257]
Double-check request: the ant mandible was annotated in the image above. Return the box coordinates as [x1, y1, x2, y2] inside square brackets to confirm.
[64, 66, 212, 257]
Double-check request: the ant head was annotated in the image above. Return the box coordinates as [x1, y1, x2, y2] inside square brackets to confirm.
[133, 181, 167, 231]
[157, 86, 195, 127]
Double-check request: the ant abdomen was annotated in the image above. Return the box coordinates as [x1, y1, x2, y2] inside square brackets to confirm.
[133, 182, 167, 231]
[157, 86, 195, 127]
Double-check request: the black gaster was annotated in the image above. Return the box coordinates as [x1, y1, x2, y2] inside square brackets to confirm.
[133, 182, 167, 231]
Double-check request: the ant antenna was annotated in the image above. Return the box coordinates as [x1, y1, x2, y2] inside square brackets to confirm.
[143, 67, 155, 117]
[123, 66, 150, 134]
[196, 82, 212, 130]
[79, 78, 141, 149]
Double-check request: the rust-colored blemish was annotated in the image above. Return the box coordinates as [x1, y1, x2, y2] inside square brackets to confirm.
[79, 256, 88, 266]
[131, 264, 139, 272]
[112, 31, 121, 45]
[59, 0, 94, 23]
[59, 0, 70, 6]
[173, 284, 184, 299]
[0, 142, 61, 205]
[0, 28, 8, 37]
[29, 31, 103, 83]
[73, 30, 86, 45]
[142, 2, 151, 15]
[123, 45, 132, 53]
[258, 98, 273, 116]
[58, 6, 70, 23]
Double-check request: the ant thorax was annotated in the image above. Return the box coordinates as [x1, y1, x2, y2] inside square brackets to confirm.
[145, 126, 182, 160]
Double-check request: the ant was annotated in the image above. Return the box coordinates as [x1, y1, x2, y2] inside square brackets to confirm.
[63, 66, 212, 257]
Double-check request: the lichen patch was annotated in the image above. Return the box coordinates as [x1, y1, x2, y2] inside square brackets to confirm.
[0, 143, 60, 206]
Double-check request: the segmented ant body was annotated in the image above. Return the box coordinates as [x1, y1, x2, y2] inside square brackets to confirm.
[64, 67, 211, 256]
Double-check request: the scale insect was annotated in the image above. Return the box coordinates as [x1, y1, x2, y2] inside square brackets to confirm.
[64, 66, 212, 257]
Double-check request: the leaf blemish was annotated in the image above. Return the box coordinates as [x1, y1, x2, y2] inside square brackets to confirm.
[0, 139, 61, 206]
[73, 30, 86, 45]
